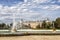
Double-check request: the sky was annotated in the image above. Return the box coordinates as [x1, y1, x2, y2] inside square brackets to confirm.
[0, 0, 60, 23]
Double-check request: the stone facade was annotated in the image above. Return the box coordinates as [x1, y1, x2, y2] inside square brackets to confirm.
[23, 21, 43, 28]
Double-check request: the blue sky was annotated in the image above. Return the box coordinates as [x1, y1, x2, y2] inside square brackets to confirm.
[0, 0, 60, 23]
[0, 0, 23, 6]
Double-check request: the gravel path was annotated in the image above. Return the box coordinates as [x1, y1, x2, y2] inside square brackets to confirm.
[0, 35, 60, 40]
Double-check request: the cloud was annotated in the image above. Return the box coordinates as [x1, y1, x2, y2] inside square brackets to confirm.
[0, 0, 60, 23]
[40, 5, 60, 10]
[32, 0, 51, 3]
[58, 0, 60, 2]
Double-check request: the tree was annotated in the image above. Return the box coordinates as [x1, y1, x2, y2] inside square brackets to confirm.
[0, 23, 10, 29]
[42, 20, 46, 29]
[42, 20, 52, 29]
[36, 23, 40, 29]
[54, 18, 60, 29]
[28, 24, 31, 29]
[46, 22, 52, 29]
[10, 23, 13, 27]
[0, 23, 6, 29]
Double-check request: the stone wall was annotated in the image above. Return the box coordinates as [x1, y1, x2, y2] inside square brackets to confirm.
[23, 21, 43, 28]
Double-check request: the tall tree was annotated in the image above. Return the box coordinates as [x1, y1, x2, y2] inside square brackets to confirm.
[42, 20, 46, 29]
[55, 18, 60, 29]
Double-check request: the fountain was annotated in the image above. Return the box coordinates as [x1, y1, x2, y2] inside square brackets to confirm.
[11, 12, 17, 32]
[11, 22, 17, 32]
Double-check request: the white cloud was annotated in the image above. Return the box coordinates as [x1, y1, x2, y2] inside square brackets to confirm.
[0, 0, 60, 22]
[47, 5, 60, 10]
[38, 5, 60, 10]
[33, 0, 51, 3]
[58, 0, 60, 2]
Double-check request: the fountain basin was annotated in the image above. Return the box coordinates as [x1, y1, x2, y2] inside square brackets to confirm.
[0, 29, 60, 36]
